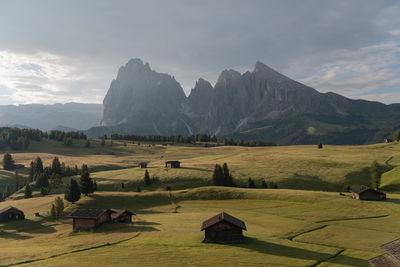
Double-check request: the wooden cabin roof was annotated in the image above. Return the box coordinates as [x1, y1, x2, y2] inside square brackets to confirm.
[201, 212, 247, 231]
[369, 253, 399, 267]
[351, 185, 371, 194]
[110, 209, 135, 219]
[0, 206, 24, 215]
[66, 208, 110, 219]
[382, 238, 400, 261]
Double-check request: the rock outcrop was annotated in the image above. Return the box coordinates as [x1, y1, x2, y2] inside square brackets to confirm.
[100, 58, 400, 144]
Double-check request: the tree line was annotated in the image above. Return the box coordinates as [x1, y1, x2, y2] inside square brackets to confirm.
[110, 133, 217, 144]
[0, 127, 87, 151]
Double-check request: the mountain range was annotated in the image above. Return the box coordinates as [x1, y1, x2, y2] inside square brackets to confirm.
[0, 103, 102, 131]
[97, 58, 400, 145]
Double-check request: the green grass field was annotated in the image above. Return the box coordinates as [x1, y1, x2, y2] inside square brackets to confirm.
[0, 188, 399, 266]
[0, 140, 399, 266]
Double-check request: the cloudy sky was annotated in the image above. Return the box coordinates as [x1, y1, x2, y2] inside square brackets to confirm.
[0, 0, 400, 105]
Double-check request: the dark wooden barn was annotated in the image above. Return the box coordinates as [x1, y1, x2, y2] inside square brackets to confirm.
[110, 209, 135, 223]
[201, 212, 246, 244]
[0, 206, 25, 222]
[165, 161, 180, 168]
[384, 138, 393, 143]
[369, 238, 400, 266]
[67, 208, 112, 231]
[138, 162, 147, 168]
[351, 185, 386, 201]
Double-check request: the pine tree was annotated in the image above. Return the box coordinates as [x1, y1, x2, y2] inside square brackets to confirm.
[212, 164, 223, 186]
[54, 196, 64, 218]
[248, 177, 256, 188]
[222, 163, 235, 186]
[36, 173, 49, 188]
[33, 157, 44, 180]
[51, 204, 56, 217]
[24, 183, 32, 198]
[136, 185, 141, 192]
[81, 164, 89, 174]
[64, 179, 80, 204]
[2, 152, 14, 170]
[79, 171, 94, 196]
[51, 157, 62, 175]
[371, 160, 382, 190]
[394, 131, 400, 142]
[144, 170, 151, 185]
[261, 179, 268, 188]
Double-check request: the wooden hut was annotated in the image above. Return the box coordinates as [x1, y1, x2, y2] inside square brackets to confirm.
[369, 238, 400, 266]
[139, 162, 147, 168]
[66, 208, 112, 231]
[351, 185, 386, 201]
[384, 138, 393, 143]
[165, 161, 180, 168]
[201, 212, 246, 244]
[0, 206, 25, 222]
[110, 209, 135, 223]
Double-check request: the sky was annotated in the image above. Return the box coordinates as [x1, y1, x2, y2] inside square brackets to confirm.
[0, 0, 400, 105]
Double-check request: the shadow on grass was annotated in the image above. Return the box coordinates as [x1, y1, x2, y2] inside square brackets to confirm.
[279, 173, 341, 192]
[0, 219, 57, 239]
[95, 222, 160, 233]
[229, 237, 366, 265]
[180, 167, 212, 172]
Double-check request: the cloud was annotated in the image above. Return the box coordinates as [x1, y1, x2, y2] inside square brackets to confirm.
[0, 1, 399, 104]
[0, 50, 106, 104]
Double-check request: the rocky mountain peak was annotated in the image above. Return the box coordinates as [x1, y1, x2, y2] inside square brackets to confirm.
[217, 69, 241, 85]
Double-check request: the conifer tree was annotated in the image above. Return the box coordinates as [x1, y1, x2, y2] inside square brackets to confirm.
[24, 183, 32, 198]
[33, 157, 44, 180]
[136, 185, 141, 192]
[36, 173, 49, 188]
[248, 177, 256, 188]
[212, 164, 223, 186]
[64, 179, 80, 203]
[371, 160, 382, 190]
[54, 196, 64, 218]
[394, 131, 400, 142]
[2, 152, 14, 170]
[144, 170, 151, 185]
[51, 157, 62, 175]
[261, 179, 268, 188]
[79, 171, 94, 196]
[51, 204, 56, 217]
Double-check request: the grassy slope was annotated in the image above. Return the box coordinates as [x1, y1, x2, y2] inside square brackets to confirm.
[2, 139, 400, 193]
[0, 187, 396, 266]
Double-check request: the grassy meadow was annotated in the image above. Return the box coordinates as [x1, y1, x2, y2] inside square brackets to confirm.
[0, 139, 399, 266]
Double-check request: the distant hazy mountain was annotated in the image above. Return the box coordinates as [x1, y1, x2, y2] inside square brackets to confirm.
[0, 103, 102, 131]
[98, 58, 400, 144]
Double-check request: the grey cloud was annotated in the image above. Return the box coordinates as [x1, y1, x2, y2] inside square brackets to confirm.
[0, 0, 399, 104]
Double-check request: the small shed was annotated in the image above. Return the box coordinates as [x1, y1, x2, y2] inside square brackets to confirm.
[384, 138, 393, 143]
[110, 209, 135, 223]
[0, 206, 25, 222]
[165, 161, 180, 168]
[66, 208, 112, 231]
[351, 185, 386, 201]
[201, 212, 246, 244]
[139, 162, 148, 168]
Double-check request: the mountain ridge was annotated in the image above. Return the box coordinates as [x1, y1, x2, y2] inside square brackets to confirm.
[99, 58, 400, 144]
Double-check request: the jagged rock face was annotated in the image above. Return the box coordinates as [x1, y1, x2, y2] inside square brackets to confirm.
[101, 58, 400, 144]
[102, 59, 193, 135]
